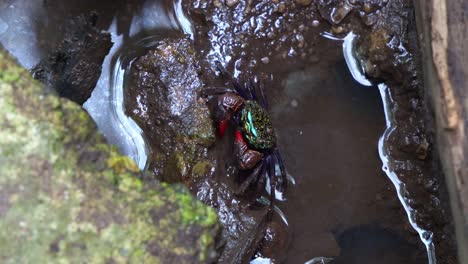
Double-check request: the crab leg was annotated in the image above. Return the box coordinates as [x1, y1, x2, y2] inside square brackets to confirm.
[258, 81, 268, 109]
[247, 80, 258, 101]
[256, 162, 268, 194]
[234, 130, 263, 170]
[274, 150, 288, 191]
[215, 61, 251, 100]
[236, 163, 264, 194]
[268, 155, 277, 212]
[199, 87, 235, 97]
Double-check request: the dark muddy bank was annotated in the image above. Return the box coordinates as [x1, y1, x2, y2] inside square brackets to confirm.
[0, 0, 459, 263]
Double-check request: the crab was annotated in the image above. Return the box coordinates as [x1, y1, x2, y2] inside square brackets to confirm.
[201, 63, 288, 205]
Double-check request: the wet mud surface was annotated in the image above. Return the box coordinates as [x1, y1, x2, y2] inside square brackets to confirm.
[0, 0, 459, 263]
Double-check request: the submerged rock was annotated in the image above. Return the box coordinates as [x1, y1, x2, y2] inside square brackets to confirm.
[32, 12, 113, 105]
[0, 48, 221, 263]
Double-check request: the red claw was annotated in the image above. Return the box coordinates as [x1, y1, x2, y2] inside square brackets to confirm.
[219, 119, 230, 137]
[235, 130, 246, 144]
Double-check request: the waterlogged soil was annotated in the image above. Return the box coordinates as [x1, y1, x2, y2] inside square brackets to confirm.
[0, 0, 458, 263]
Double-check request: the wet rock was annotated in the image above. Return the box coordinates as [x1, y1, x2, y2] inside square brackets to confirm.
[226, 0, 240, 7]
[193, 176, 269, 263]
[258, 219, 291, 261]
[0, 49, 221, 263]
[317, 0, 355, 25]
[32, 12, 112, 105]
[125, 37, 215, 183]
[296, 0, 312, 7]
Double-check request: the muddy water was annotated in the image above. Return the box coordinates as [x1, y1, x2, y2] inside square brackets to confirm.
[0, 1, 433, 263]
[268, 38, 425, 263]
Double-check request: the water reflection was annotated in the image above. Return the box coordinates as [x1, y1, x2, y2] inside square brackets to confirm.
[0, 1, 44, 68]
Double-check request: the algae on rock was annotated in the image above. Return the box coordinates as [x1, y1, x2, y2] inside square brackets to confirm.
[0, 48, 220, 263]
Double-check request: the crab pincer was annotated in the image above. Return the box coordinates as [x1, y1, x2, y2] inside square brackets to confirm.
[200, 63, 290, 208]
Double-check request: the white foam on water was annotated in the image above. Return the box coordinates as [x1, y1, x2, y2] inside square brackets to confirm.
[342, 32, 373, 87]
[84, 19, 149, 169]
[320, 31, 345, 41]
[304, 257, 334, 264]
[250, 257, 272, 264]
[174, 0, 194, 39]
[378, 83, 437, 264]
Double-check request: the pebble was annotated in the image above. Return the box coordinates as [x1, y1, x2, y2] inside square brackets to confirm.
[363, 3, 372, 13]
[267, 31, 276, 39]
[277, 3, 286, 13]
[261, 57, 270, 64]
[295, 0, 312, 6]
[296, 34, 304, 42]
[331, 26, 344, 34]
[291, 99, 298, 107]
[298, 24, 305, 32]
[226, 0, 239, 7]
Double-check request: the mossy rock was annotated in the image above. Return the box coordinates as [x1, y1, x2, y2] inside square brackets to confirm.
[0, 48, 221, 263]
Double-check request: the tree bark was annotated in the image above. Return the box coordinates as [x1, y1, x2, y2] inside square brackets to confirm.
[414, 0, 468, 262]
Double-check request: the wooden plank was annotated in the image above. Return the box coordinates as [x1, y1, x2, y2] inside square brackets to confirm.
[414, 0, 468, 262]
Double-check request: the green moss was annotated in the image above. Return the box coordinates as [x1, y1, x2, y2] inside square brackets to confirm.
[0, 49, 220, 263]
[192, 161, 212, 178]
[107, 154, 140, 175]
[172, 186, 218, 227]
